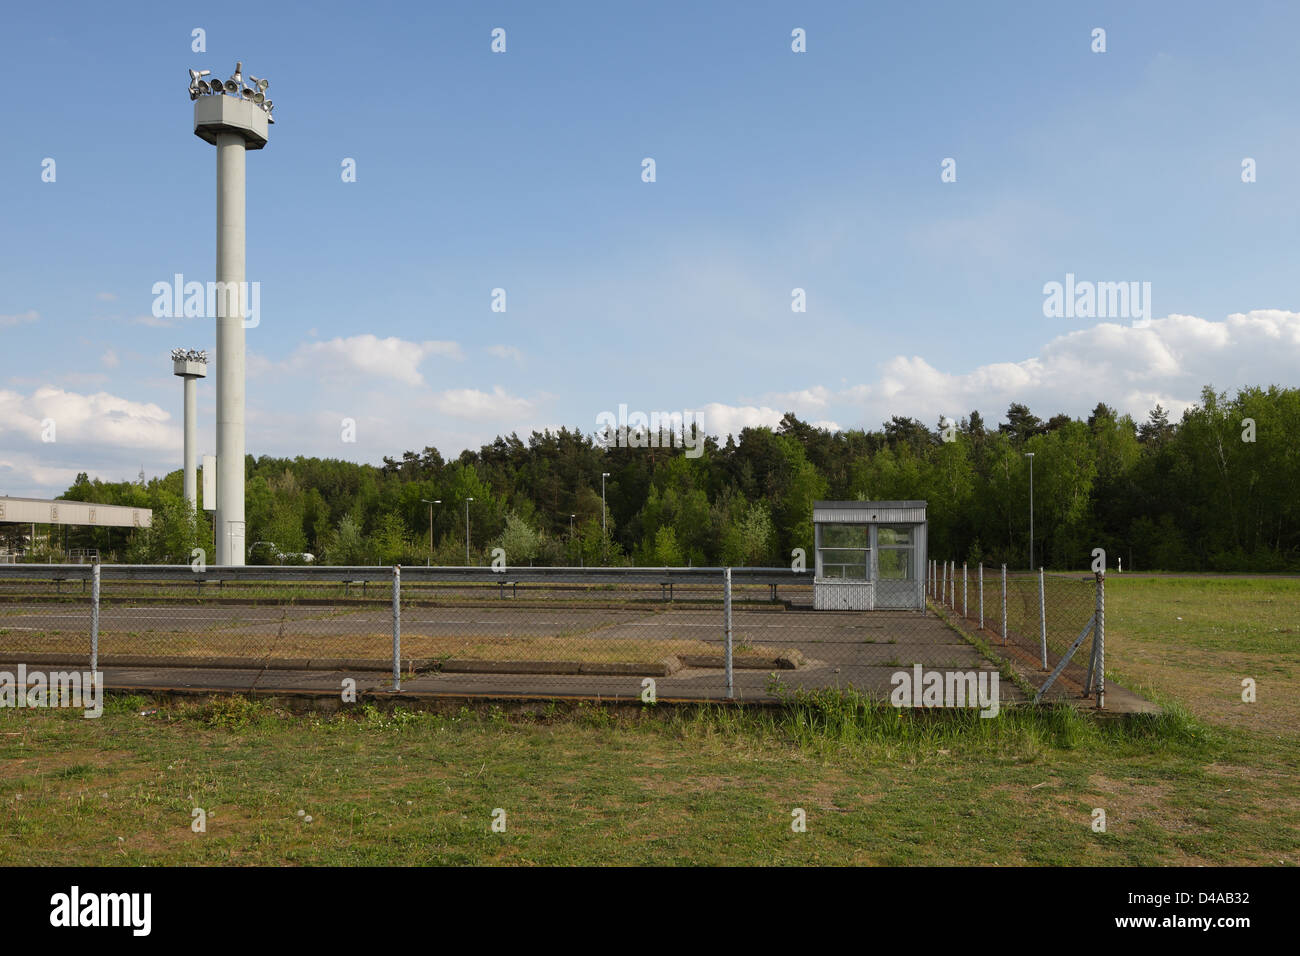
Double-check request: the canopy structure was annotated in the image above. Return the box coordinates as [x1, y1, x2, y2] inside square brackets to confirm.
[0, 497, 152, 529]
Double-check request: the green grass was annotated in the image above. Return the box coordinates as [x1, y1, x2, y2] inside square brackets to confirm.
[0, 576, 1296, 865]
[1098, 576, 1299, 737]
[1, 689, 1295, 866]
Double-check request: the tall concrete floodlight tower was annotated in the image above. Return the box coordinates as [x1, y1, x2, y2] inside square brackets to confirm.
[190, 62, 274, 565]
[170, 348, 208, 511]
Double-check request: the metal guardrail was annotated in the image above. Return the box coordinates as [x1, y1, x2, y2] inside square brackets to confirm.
[0, 564, 814, 586]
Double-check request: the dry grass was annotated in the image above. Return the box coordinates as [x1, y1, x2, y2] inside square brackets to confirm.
[1, 627, 779, 665]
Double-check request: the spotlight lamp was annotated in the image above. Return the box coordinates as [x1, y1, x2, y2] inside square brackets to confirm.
[188, 62, 274, 120]
[187, 68, 211, 100]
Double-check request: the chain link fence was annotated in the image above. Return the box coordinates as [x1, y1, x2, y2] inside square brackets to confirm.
[926, 560, 1105, 705]
[0, 562, 1103, 706]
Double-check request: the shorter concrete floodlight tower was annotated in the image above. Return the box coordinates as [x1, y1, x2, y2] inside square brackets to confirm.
[171, 348, 208, 511]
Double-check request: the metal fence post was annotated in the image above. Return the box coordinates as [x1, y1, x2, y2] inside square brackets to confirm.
[724, 567, 734, 699]
[392, 565, 401, 692]
[90, 559, 100, 675]
[1095, 571, 1105, 709]
[1038, 566, 1047, 669]
[1000, 563, 1007, 645]
[978, 563, 984, 630]
[962, 562, 968, 619]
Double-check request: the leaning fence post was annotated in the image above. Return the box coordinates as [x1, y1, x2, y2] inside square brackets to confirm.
[392, 565, 401, 692]
[1095, 570, 1105, 709]
[1000, 564, 1007, 645]
[724, 567, 734, 699]
[978, 563, 984, 630]
[962, 562, 968, 619]
[90, 559, 100, 676]
[1038, 566, 1048, 669]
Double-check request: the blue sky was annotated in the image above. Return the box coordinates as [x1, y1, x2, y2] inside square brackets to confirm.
[2, 0, 1298, 496]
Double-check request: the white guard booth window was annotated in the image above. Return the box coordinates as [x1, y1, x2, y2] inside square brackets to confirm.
[812, 500, 927, 611]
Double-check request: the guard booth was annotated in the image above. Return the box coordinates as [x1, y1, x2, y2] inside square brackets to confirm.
[813, 500, 927, 610]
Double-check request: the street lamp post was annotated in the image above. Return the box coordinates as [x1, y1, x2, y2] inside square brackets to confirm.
[601, 472, 610, 535]
[1024, 452, 1035, 570]
[421, 498, 441, 566]
[464, 497, 474, 566]
[600, 472, 611, 568]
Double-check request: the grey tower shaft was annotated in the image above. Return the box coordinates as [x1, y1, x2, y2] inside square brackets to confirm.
[214, 132, 246, 565]
[171, 353, 206, 514]
[192, 66, 272, 567]
[183, 375, 198, 508]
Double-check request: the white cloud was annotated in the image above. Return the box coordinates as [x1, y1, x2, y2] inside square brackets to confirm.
[0, 453, 84, 496]
[832, 310, 1300, 426]
[4, 309, 1296, 497]
[690, 401, 840, 438]
[486, 344, 524, 363]
[427, 386, 535, 421]
[763, 386, 832, 411]
[0, 385, 181, 495]
[281, 335, 463, 386]
[694, 403, 786, 439]
[101, 348, 119, 368]
[0, 310, 39, 327]
[96, 292, 117, 302]
[0, 386, 176, 449]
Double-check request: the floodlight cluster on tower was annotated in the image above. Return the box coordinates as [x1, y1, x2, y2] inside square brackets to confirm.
[170, 347, 208, 364]
[188, 62, 274, 121]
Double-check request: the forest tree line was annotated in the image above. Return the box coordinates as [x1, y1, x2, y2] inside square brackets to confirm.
[39, 384, 1300, 571]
